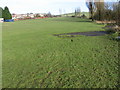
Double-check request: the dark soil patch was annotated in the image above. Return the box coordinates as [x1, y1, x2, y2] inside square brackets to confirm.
[53, 31, 110, 37]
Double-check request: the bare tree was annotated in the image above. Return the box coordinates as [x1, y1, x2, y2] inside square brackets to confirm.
[94, 0, 105, 21]
[116, 0, 120, 26]
[86, 0, 96, 21]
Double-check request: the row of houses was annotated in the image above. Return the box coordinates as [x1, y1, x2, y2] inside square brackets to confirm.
[0, 13, 46, 22]
[12, 13, 46, 20]
[0, 13, 60, 22]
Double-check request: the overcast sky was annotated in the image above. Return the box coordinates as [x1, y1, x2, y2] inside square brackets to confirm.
[0, 0, 118, 15]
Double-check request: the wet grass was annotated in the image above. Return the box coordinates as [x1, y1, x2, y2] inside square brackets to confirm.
[53, 31, 110, 37]
[2, 17, 119, 88]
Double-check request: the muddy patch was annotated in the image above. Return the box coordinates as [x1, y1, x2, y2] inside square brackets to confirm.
[53, 31, 110, 37]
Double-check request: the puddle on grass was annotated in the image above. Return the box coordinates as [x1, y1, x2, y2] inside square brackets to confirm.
[53, 31, 110, 38]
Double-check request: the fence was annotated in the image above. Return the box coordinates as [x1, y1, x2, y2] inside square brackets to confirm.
[4, 19, 14, 22]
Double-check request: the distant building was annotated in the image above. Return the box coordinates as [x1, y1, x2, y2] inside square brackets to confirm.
[28, 14, 35, 18]
[12, 13, 46, 20]
[34, 13, 45, 17]
[12, 14, 27, 19]
[0, 18, 3, 22]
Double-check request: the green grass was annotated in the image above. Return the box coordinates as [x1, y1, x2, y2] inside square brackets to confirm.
[62, 12, 89, 17]
[2, 17, 119, 88]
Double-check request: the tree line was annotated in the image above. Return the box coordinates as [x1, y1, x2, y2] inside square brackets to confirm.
[86, 0, 120, 26]
[0, 6, 12, 20]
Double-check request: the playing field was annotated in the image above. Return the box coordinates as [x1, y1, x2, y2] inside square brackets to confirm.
[2, 17, 119, 88]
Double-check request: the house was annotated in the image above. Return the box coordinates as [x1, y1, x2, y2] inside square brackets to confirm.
[12, 14, 28, 19]
[34, 13, 45, 17]
[28, 14, 35, 18]
[12, 13, 46, 20]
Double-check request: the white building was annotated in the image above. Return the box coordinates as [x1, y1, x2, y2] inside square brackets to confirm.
[12, 14, 28, 19]
[0, 18, 3, 22]
[35, 13, 45, 17]
[12, 13, 45, 19]
[28, 14, 35, 18]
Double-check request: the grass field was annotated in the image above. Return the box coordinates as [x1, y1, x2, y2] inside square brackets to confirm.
[2, 17, 119, 88]
[62, 12, 89, 18]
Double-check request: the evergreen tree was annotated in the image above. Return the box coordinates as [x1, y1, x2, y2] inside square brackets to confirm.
[0, 7, 3, 18]
[75, 8, 81, 17]
[75, 9, 77, 17]
[47, 12, 52, 17]
[3, 6, 12, 20]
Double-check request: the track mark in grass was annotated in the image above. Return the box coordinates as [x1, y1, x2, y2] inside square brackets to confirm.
[53, 31, 110, 38]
